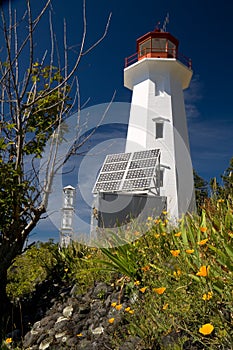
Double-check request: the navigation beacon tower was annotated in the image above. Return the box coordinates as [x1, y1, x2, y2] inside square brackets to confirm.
[92, 25, 194, 231]
[124, 27, 193, 217]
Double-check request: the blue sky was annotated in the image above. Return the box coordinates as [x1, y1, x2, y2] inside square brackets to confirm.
[2, 0, 233, 242]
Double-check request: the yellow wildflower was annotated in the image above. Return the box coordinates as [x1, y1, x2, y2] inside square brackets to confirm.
[202, 292, 213, 301]
[5, 338, 12, 344]
[115, 304, 122, 311]
[173, 269, 182, 277]
[64, 268, 68, 272]
[170, 249, 180, 257]
[196, 265, 210, 277]
[153, 287, 166, 295]
[174, 231, 181, 237]
[147, 216, 153, 221]
[154, 234, 160, 239]
[139, 287, 147, 293]
[154, 219, 160, 224]
[129, 309, 134, 314]
[124, 307, 131, 312]
[218, 199, 224, 203]
[108, 318, 115, 324]
[111, 302, 117, 307]
[77, 333, 83, 337]
[162, 303, 169, 310]
[200, 227, 207, 233]
[199, 323, 214, 335]
[186, 249, 194, 254]
[198, 238, 208, 245]
[162, 211, 168, 215]
[141, 265, 150, 272]
[134, 280, 140, 286]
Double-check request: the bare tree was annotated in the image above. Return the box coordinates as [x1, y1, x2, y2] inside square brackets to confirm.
[0, 0, 111, 338]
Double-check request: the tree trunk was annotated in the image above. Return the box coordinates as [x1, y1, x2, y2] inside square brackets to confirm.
[0, 269, 11, 343]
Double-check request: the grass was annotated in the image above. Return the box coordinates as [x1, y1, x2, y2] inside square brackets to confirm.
[3, 195, 233, 349]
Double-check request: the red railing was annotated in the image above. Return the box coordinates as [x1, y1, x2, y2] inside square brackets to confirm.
[125, 48, 192, 70]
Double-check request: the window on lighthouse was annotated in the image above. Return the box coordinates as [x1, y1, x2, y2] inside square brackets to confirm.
[139, 39, 151, 57]
[155, 122, 164, 139]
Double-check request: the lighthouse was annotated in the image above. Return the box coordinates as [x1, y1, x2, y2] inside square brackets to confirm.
[60, 185, 75, 247]
[92, 25, 194, 231]
[124, 27, 194, 217]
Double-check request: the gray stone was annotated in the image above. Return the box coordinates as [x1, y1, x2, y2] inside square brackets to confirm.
[63, 305, 73, 317]
[91, 326, 104, 335]
[38, 337, 53, 350]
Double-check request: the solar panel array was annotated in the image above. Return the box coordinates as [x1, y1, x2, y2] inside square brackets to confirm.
[92, 149, 160, 193]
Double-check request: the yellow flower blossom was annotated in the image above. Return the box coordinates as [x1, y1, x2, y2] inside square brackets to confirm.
[111, 302, 117, 307]
[129, 309, 134, 314]
[198, 238, 208, 245]
[170, 249, 180, 257]
[124, 307, 131, 312]
[64, 268, 68, 272]
[5, 338, 12, 344]
[154, 234, 160, 239]
[77, 333, 83, 337]
[162, 211, 168, 215]
[154, 219, 160, 224]
[199, 323, 214, 335]
[162, 303, 169, 310]
[134, 280, 140, 286]
[141, 265, 150, 272]
[200, 227, 207, 233]
[218, 199, 224, 203]
[139, 287, 147, 293]
[153, 287, 166, 295]
[173, 269, 182, 277]
[202, 292, 213, 301]
[147, 216, 153, 221]
[186, 249, 194, 254]
[108, 318, 115, 324]
[115, 304, 122, 311]
[196, 265, 210, 277]
[174, 231, 181, 237]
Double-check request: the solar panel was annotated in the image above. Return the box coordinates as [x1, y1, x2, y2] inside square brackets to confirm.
[102, 162, 128, 172]
[126, 168, 154, 179]
[106, 153, 131, 163]
[129, 158, 157, 169]
[92, 149, 160, 194]
[132, 149, 160, 160]
[122, 178, 152, 191]
[98, 171, 125, 182]
[93, 181, 121, 193]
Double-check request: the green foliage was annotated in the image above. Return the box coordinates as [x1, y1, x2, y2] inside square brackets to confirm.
[193, 169, 209, 212]
[7, 241, 58, 301]
[96, 205, 233, 348]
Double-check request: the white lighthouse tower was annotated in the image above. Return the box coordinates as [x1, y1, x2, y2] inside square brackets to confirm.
[91, 25, 195, 234]
[124, 27, 194, 217]
[60, 185, 75, 247]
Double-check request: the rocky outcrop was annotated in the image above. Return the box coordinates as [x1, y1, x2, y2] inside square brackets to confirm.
[22, 282, 142, 350]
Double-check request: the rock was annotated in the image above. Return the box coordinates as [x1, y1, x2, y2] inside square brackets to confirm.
[91, 326, 104, 335]
[62, 305, 73, 318]
[38, 337, 53, 350]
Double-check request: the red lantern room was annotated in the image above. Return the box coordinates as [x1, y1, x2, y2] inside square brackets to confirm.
[125, 28, 192, 69]
[137, 28, 178, 60]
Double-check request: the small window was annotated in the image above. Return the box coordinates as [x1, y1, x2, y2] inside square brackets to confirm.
[160, 169, 164, 187]
[155, 122, 164, 139]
